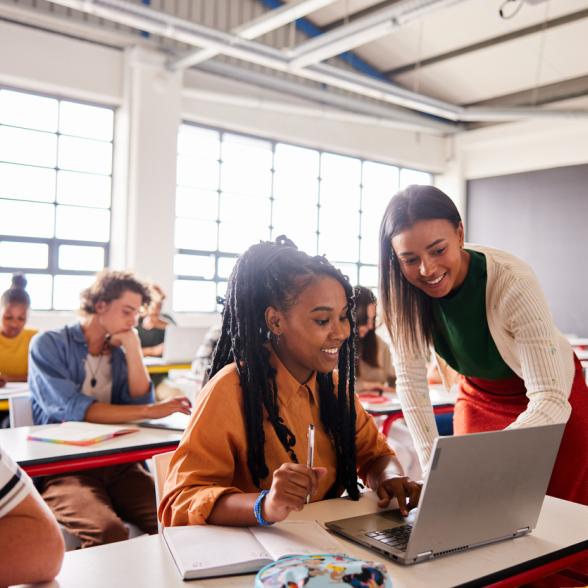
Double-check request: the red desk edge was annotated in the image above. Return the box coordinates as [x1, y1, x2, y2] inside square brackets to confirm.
[21, 443, 179, 477]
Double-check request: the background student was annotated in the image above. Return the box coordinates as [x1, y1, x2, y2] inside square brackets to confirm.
[354, 285, 395, 393]
[0, 445, 64, 585]
[379, 185, 588, 506]
[160, 236, 421, 527]
[28, 270, 191, 547]
[137, 283, 175, 358]
[0, 274, 37, 387]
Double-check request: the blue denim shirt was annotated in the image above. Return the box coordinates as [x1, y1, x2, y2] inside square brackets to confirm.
[29, 323, 154, 425]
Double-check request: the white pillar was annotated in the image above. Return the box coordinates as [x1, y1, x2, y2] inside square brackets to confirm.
[111, 46, 182, 301]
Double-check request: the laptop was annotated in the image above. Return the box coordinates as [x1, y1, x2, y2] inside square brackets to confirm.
[326, 424, 565, 565]
[159, 326, 202, 364]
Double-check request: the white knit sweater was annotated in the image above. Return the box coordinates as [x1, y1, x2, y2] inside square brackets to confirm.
[391, 244, 575, 471]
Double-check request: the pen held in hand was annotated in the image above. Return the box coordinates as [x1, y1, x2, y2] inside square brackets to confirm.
[306, 423, 315, 504]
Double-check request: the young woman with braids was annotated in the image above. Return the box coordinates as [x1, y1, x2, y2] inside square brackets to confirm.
[159, 237, 421, 527]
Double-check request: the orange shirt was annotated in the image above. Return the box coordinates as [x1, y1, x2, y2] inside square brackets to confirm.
[0, 328, 37, 378]
[159, 349, 394, 526]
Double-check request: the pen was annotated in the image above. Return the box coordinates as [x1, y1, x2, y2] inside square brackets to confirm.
[306, 423, 315, 504]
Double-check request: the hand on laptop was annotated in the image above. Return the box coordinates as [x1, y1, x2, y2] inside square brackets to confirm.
[376, 476, 422, 516]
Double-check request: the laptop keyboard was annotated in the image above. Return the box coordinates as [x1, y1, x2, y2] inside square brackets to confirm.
[365, 524, 413, 551]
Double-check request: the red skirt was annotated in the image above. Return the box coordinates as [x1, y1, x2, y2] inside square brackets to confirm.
[454, 355, 588, 506]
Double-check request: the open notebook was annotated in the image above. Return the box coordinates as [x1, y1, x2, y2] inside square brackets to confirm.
[27, 422, 139, 447]
[163, 520, 344, 580]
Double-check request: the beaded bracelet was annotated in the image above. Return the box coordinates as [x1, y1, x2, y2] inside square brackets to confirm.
[254, 489, 273, 526]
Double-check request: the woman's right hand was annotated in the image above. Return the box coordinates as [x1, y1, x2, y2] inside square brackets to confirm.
[263, 463, 327, 523]
[146, 397, 192, 419]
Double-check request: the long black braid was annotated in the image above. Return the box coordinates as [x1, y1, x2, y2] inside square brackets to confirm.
[210, 236, 360, 500]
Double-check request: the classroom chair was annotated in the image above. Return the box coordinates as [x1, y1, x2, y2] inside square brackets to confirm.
[9, 395, 34, 427]
[152, 450, 174, 532]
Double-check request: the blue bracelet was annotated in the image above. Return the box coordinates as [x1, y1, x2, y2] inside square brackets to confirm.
[254, 490, 273, 526]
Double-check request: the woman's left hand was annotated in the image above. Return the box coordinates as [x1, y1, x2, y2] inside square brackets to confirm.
[376, 476, 422, 516]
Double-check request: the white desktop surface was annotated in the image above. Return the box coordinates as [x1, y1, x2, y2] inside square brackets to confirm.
[0, 382, 29, 400]
[0, 424, 182, 466]
[19, 493, 588, 588]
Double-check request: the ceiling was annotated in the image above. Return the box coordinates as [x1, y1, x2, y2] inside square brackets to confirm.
[1, 0, 587, 133]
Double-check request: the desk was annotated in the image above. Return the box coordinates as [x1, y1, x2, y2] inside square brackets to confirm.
[22, 493, 588, 588]
[360, 386, 456, 436]
[0, 424, 181, 477]
[0, 382, 29, 417]
[143, 357, 192, 375]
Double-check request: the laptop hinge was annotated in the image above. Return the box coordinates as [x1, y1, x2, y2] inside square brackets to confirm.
[416, 550, 433, 559]
[515, 527, 530, 537]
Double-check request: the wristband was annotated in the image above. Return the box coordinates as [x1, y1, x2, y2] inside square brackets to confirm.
[254, 490, 273, 526]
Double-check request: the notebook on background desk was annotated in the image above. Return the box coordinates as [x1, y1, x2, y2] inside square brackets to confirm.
[326, 424, 565, 565]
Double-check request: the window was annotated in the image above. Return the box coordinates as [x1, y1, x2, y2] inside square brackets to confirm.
[0, 88, 114, 309]
[174, 123, 433, 312]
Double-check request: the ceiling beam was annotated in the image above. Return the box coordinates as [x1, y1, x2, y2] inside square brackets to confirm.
[385, 7, 588, 78]
[288, 0, 468, 69]
[170, 0, 338, 70]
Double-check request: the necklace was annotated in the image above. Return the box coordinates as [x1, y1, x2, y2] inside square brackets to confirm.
[87, 354, 104, 388]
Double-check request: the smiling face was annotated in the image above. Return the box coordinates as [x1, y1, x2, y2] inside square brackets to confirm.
[266, 275, 351, 383]
[1, 303, 28, 339]
[95, 290, 143, 335]
[391, 219, 469, 298]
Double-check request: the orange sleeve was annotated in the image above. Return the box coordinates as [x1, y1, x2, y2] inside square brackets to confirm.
[158, 367, 246, 526]
[354, 394, 396, 482]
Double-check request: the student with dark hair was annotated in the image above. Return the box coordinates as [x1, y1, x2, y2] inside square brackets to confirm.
[379, 184, 588, 506]
[137, 284, 176, 358]
[28, 270, 191, 547]
[354, 286, 395, 393]
[160, 237, 420, 526]
[0, 274, 37, 387]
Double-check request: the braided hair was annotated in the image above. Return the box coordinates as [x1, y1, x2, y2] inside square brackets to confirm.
[210, 236, 360, 500]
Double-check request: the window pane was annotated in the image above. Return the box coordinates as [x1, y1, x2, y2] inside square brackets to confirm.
[53, 274, 94, 310]
[177, 155, 219, 190]
[320, 153, 361, 187]
[0, 127, 57, 167]
[220, 164, 272, 198]
[0, 200, 54, 238]
[175, 187, 218, 221]
[178, 126, 220, 158]
[332, 262, 358, 285]
[0, 162, 55, 203]
[0, 273, 54, 310]
[222, 133, 272, 169]
[275, 144, 319, 177]
[363, 161, 399, 195]
[174, 253, 215, 279]
[0, 242, 48, 269]
[175, 219, 217, 251]
[59, 101, 113, 141]
[173, 279, 216, 312]
[217, 256, 237, 279]
[399, 168, 432, 189]
[0, 89, 58, 132]
[57, 170, 111, 208]
[218, 221, 270, 254]
[58, 136, 112, 175]
[219, 192, 271, 226]
[55, 205, 110, 242]
[58, 245, 105, 271]
[359, 264, 378, 288]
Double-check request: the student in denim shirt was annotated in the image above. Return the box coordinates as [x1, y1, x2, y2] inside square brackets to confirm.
[29, 270, 191, 548]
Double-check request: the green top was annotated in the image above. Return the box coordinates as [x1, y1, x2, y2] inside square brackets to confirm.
[431, 250, 515, 380]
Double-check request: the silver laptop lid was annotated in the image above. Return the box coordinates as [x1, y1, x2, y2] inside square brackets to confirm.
[405, 423, 565, 560]
[162, 326, 202, 363]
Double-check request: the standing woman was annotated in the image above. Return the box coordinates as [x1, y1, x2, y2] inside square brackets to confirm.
[379, 185, 588, 506]
[354, 286, 395, 393]
[0, 274, 37, 387]
[160, 237, 421, 527]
